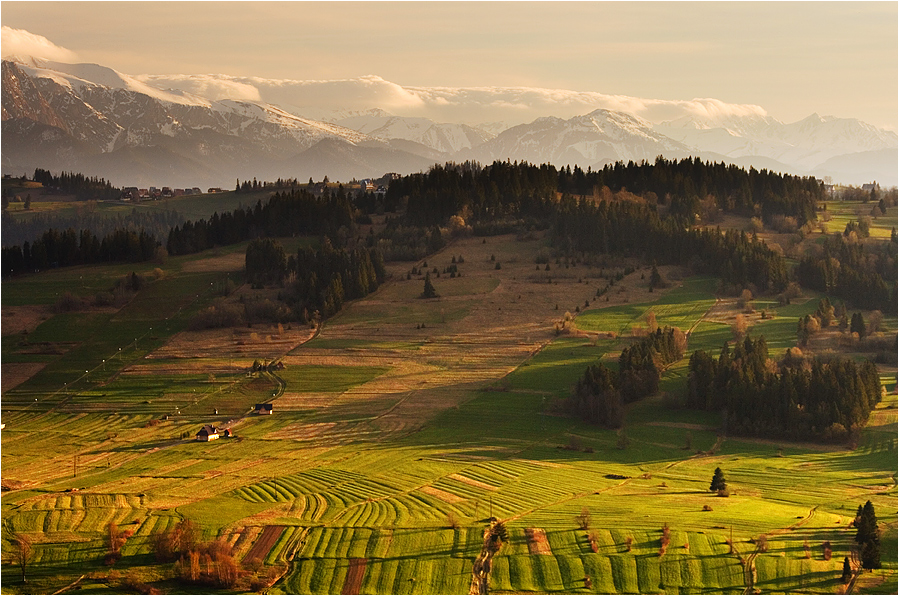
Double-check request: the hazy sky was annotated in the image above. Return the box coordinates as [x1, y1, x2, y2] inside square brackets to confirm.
[2, 1, 896, 130]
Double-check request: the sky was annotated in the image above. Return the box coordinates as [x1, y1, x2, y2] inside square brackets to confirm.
[2, 1, 897, 130]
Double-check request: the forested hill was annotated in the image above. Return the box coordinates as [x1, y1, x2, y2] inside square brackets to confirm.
[388, 157, 824, 226]
[2, 158, 894, 312]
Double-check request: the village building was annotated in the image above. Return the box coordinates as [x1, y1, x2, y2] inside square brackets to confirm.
[195, 424, 219, 441]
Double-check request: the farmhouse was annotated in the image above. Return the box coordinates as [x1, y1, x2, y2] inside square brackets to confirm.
[195, 424, 219, 441]
[254, 403, 273, 415]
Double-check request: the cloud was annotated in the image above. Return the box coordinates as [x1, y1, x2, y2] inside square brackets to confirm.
[1, 26, 79, 62]
[128, 71, 774, 129]
[137, 74, 262, 102]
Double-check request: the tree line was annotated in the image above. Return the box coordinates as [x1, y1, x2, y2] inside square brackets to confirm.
[245, 237, 386, 320]
[795, 232, 896, 311]
[571, 327, 686, 427]
[556, 157, 822, 223]
[686, 335, 881, 440]
[2, 208, 184, 249]
[166, 188, 353, 256]
[550, 197, 788, 292]
[2, 227, 158, 274]
[386, 160, 557, 225]
[31, 168, 121, 201]
[387, 158, 823, 228]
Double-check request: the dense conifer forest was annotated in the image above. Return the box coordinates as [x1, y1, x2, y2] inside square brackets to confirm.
[2, 159, 894, 315]
[686, 336, 881, 440]
[571, 327, 687, 427]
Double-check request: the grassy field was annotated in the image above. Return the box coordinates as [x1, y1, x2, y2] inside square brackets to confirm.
[1, 232, 896, 595]
[821, 201, 897, 240]
[1, 184, 273, 224]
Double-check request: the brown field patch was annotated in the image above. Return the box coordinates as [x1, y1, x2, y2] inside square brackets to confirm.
[242, 525, 286, 563]
[419, 485, 466, 504]
[341, 558, 367, 595]
[524, 528, 553, 555]
[180, 251, 246, 273]
[231, 526, 262, 559]
[647, 422, 716, 431]
[147, 324, 316, 361]
[264, 421, 386, 445]
[2, 362, 48, 392]
[515, 458, 572, 469]
[238, 502, 293, 527]
[2, 305, 51, 335]
[447, 473, 498, 491]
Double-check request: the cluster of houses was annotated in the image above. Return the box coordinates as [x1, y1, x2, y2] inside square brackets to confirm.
[121, 186, 224, 201]
[359, 179, 388, 197]
[194, 403, 272, 441]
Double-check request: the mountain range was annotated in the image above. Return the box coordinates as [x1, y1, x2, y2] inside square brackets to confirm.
[2, 56, 896, 188]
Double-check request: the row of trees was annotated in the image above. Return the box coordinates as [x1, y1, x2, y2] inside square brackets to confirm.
[795, 232, 895, 311]
[244, 237, 386, 320]
[556, 157, 823, 223]
[31, 168, 120, 201]
[2, 208, 184, 250]
[387, 158, 823, 228]
[167, 188, 354, 256]
[387, 161, 558, 225]
[550, 197, 788, 291]
[2, 227, 159, 275]
[571, 327, 686, 426]
[686, 336, 881, 440]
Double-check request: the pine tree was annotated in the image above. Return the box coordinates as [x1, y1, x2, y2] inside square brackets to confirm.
[850, 313, 866, 338]
[649, 265, 663, 290]
[709, 467, 727, 492]
[421, 272, 438, 299]
[855, 500, 881, 570]
[841, 557, 852, 583]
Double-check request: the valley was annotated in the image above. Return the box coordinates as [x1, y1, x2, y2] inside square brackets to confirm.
[2, 222, 896, 594]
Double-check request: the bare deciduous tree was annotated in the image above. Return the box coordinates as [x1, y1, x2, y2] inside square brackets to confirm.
[11, 534, 33, 583]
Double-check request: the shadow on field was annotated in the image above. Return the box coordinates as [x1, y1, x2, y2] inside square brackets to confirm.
[815, 439, 898, 474]
[755, 569, 840, 590]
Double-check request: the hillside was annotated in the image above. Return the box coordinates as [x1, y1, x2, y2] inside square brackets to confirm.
[1, 225, 895, 594]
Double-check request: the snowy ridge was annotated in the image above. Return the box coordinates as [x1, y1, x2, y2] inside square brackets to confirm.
[12, 56, 213, 108]
[465, 108, 690, 168]
[3, 55, 897, 186]
[656, 111, 898, 172]
[334, 110, 493, 153]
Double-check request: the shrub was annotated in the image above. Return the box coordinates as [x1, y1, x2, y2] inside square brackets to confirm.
[189, 303, 245, 330]
[55, 291, 85, 312]
[575, 507, 591, 531]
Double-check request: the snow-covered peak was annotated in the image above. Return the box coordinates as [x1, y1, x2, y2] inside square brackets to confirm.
[10, 56, 213, 107]
[332, 111, 493, 153]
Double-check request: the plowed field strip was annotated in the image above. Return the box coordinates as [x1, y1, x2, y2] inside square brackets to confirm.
[242, 525, 286, 563]
[341, 558, 367, 595]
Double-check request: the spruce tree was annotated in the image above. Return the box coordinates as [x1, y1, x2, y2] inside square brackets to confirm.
[421, 272, 438, 299]
[709, 467, 727, 492]
[841, 556, 852, 583]
[649, 265, 663, 290]
[850, 313, 867, 338]
[856, 500, 881, 569]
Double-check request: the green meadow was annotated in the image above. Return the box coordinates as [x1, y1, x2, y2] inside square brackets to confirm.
[1, 235, 895, 595]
